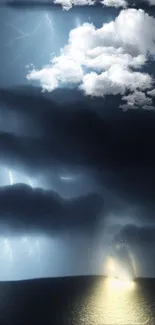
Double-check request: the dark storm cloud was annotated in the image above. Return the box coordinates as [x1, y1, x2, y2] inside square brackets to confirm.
[0, 0, 61, 9]
[115, 223, 155, 245]
[0, 184, 104, 233]
[0, 131, 53, 171]
[1, 86, 155, 208]
[2, 0, 155, 9]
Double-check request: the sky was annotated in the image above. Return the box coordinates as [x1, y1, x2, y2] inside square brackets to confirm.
[0, 0, 155, 280]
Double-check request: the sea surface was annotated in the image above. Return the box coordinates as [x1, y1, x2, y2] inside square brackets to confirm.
[0, 276, 155, 325]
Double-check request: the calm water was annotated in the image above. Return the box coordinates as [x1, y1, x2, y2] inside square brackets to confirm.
[0, 276, 155, 325]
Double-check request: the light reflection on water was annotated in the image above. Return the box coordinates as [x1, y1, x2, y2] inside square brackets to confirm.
[71, 277, 154, 325]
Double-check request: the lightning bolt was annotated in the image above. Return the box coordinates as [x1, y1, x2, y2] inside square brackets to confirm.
[5, 23, 30, 47]
[29, 240, 40, 262]
[1, 239, 13, 260]
[5, 13, 43, 66]
[9, 170, 13, 186]
[75, 17, 81, 27]
[60, 175, 76, 181]
[44, 13, 54, 33]
[37, 12, 54, 60]
[125, 243, 137, 278]
[5, 11, 55, 66]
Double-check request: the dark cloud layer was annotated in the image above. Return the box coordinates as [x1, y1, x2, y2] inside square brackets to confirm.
[1, 86, 155, 207]
[1, 0, 62, 9]
[0, 184, 104, 233]
[120, 224, 155, 244]
[0, 0, 155, 280]
[1, 85, 155, 255]
[2, 0, 155, 10]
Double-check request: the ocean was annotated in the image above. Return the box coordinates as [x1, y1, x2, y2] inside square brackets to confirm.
[0, 276, 155, 325]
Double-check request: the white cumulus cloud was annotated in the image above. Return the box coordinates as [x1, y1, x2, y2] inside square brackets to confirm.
[120, 91, 154, 111]
[53, 0, 155, 9]
[101, 0, 127, 8]
[27, 9, 155, 100]
[54, 0, 95, 10]
[123, 91, 153, 106]
[79, 66, 152, 97]
[54, 0, 155, 9]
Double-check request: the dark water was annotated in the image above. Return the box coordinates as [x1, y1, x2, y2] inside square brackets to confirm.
[0, 276, 155, 325]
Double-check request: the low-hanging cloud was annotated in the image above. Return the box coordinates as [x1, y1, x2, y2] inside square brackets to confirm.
[1, 85, 155, 276]
[27, 8, 155, 108]
[1, 85, 155, 207]
[0, 184, 104, 234]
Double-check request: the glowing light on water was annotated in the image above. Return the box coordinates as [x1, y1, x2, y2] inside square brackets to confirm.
[106, 277, 135, 290]
[79, 277, 152, 325]
[107, 256, 115, 274]
[104, 255, 135, 285]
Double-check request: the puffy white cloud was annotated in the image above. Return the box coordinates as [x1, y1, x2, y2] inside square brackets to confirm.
[53, 0, 155, 9]
[27, 67, 58, 92]
[122, 91, 152, 109]
[27, 9, 155, 99]
[79, 66, 152, 97]
[27, 56, 84, 91]
[101, 0, 127, 8]
[120, 91, 154, 111]
[54, 0, 95, 10]
[101, 0, 155, 6]
[65, 9, 155, 58]
[122, 91, 153, 106]
[142, 105, 155, 110]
